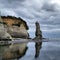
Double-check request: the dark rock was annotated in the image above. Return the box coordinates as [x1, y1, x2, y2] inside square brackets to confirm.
[33, 21, 42, 58]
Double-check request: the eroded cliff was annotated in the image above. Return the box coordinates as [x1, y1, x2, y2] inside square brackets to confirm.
[1, 16, 29, 38]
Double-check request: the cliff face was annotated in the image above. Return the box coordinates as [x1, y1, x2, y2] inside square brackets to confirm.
[0, 16, 29, 59]
[1, 16, 29, 38]
[0, 16, 12, 39]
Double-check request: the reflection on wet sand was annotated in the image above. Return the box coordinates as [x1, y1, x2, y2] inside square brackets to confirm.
[0, 43, 28, 60]
[0, 46, 9, 60]
[33, 21, 42, 58]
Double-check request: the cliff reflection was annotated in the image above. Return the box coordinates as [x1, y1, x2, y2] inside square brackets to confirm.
[0, 43, 28, 60]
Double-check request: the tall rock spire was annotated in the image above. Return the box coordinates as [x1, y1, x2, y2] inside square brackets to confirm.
[35, 21, 42, 37]
[33, 21, 42, 58]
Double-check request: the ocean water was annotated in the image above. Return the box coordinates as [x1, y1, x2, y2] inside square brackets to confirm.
[20, 42, 60, 60]
[0, 42, 60, 60]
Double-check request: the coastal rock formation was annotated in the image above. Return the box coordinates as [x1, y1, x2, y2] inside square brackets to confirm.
[1, 16, 29, 38]
[33, 21, 42, 58]
[1, 16, 29, 60]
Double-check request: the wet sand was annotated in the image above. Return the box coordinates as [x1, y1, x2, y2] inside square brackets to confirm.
[0, 42, 60, 60]
[20, 42, 60, 60]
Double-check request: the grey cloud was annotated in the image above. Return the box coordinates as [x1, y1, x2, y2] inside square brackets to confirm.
[42, 2, 56, 12]
[0, 0, 25, 9]
[7, 0, 25, 2]
[43, 31, 60, 38]
[41, 25, 60, 31]
[0, 9, 17, 16]
[0, 0, 60, 38]
[53, 16, 60, 24]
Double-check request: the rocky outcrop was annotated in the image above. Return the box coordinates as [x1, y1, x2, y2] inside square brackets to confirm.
[33, 21, 42, 58]
[1, 16, 29, 38]
[0, 16, 29, 60]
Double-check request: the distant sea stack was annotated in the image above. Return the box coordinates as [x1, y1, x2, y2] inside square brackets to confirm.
[1, 16, 29, 38]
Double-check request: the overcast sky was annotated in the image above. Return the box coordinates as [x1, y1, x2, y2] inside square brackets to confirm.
[0, 0, 60, 38]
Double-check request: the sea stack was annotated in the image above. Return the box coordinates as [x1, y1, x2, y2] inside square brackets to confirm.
[34, 21, 42, 58]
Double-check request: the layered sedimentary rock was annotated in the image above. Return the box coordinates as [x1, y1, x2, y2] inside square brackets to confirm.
[1, 16, 29, 38]
[0, 16, 12, 39]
